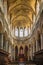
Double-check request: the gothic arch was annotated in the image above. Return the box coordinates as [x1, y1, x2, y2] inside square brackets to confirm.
[19, 46, 23, 54]
[15, 46, 18, 61]
[20, 46, 23, 50]
[25, 45, 28, 61]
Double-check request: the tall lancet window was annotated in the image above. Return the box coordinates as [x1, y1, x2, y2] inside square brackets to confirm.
[15, 27, 18, 37]
[24, 28, 28, 37]
[19, 28, 23, 37]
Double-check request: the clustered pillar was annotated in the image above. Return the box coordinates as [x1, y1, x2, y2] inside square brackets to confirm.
[41, 33, 43, 49]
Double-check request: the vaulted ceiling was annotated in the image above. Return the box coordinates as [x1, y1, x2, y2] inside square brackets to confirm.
[7, 0, 40, 27]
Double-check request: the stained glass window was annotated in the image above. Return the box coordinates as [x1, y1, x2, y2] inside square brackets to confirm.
[24, 28, 28, 37]
[15, 28, 18, 36]
[19, 28, 23, 37]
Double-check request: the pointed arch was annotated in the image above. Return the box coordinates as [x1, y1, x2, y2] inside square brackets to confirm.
[19, 46, 23, 54]
[20, 46, 23, 50]
[15, 46, 18, 61]
[25, 45, 28, 61]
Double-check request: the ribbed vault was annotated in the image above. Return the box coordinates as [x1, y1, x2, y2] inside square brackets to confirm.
[7, 0, 40, 28]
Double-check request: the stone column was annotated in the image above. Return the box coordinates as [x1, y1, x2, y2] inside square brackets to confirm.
[28, 47, 29, 60]
[14, 47, 15, 60]
[36, 40, 38, 52]
[4, 0, 7, 16]
[6, 40, 8, 52]
[13, 46, 15, 59]
[30, 46, 33, 60]
[18, 46, 19, 56]
[30, 48, 32, 60]
[33, 44, 35, 56]
[7, 42, 9, 52]
[13, 48, 15, 60]
[12, 46, 14, 60]
[41, 33, 43, 49]
[9, 44, 12, 60]
[1, 34, 3, 49]
[36, 0, 40, 15]
[11, 46, 13, 60]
